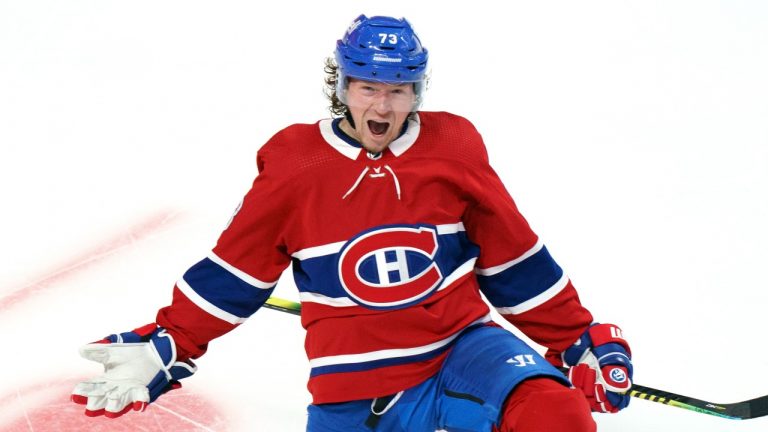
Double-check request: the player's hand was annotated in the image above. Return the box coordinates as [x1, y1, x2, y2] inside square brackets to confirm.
[551, 323, 633, 413]
[71, 323, 196, 418]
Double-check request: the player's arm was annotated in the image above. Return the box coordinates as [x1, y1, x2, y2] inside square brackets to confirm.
[477, 242, 633, 413]
[461, 138, 633, 413]
[72, 141, 294, 417]
[156, 141, 295, 360]
[463, 170, 594, 351]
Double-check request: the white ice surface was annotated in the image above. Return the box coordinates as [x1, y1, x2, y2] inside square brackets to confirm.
[1, 1, 767, 431]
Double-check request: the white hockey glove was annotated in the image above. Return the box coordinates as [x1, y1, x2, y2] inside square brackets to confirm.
[71, 323, 197, 418]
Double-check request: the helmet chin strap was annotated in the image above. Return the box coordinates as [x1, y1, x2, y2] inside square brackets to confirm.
[339, 115, 381, 158]
[344, 110, 356, 129]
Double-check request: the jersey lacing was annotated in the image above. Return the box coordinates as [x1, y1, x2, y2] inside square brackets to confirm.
[342, 165, 402, 200]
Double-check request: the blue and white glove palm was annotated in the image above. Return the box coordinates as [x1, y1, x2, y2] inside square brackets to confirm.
[71, 323, 196, 418]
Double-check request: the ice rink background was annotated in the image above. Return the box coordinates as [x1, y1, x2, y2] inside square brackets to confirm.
[1, 0, 767, 431]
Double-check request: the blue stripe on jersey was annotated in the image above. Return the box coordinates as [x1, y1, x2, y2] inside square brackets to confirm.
[183, 258, 274, 318]
[292, 255, 348, 299]
[309, 343, 452, 377]
[309, 322, 488, 378]
[477, 246, 564, 308]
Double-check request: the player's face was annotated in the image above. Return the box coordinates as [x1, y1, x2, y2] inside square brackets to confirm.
[344, 79, 416, 154]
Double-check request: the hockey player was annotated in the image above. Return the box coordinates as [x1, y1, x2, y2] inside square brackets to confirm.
[72, 15, 633, 431]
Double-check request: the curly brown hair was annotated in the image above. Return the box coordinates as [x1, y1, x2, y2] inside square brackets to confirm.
[323, 57, 348, 117]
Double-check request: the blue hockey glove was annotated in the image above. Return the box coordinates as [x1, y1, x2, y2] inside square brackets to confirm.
[71, 323, 196, 418]
[559, 323, 633, 413]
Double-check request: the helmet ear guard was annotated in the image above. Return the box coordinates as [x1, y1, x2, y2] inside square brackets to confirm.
[334, 14, 429, 111]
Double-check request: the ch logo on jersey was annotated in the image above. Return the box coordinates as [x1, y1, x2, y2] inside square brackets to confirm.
[338, 225, 444, 310]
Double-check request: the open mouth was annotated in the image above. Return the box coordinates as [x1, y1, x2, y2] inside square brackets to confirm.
[367, 120, 390, 136]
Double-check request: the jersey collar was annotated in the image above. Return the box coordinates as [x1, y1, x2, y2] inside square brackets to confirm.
[318, 114, 421, 160]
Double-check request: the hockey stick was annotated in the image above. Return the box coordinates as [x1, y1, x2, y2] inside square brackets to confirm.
[263, 296, 302, 316]
[262, 296, 768, 420]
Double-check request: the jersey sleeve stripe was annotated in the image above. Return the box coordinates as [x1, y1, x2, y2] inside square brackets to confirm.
[494, 273, 569, 315]
[208, 251, 277, 289]
[475, 239, 544, 276]
[477, 244, 564, 308]
[176, 278, 248, 325]
[181, 257, 276, 320]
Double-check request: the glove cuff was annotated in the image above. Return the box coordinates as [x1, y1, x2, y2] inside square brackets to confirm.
[148, 327, 197, 380]
[588, 323, 631, 356]
[562, 331, 592, 366]
[149, 329, 178, 373]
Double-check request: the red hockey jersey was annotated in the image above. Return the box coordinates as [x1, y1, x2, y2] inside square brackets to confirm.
[156, 111, 593, 404]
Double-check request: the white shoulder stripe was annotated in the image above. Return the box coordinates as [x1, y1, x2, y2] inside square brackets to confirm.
[475, 239, 544, 277]
[435, 222, 465, 235]
[177, 278, 248, 325]
[208, 252, 277, 289]
[495, 273, 570, 315]
[291, 223, 466, 261]
[292, 241, 347, 261]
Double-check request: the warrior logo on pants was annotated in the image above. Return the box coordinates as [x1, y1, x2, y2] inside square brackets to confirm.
[338, 225, 444, 310]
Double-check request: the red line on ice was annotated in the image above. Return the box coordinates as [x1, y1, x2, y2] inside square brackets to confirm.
[0, 379, 228, 431]
[0, 211, 229, 430]
[0, 210, 181, 312]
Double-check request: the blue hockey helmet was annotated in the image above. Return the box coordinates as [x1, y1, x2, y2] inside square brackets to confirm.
[335, 15, 429, 109]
